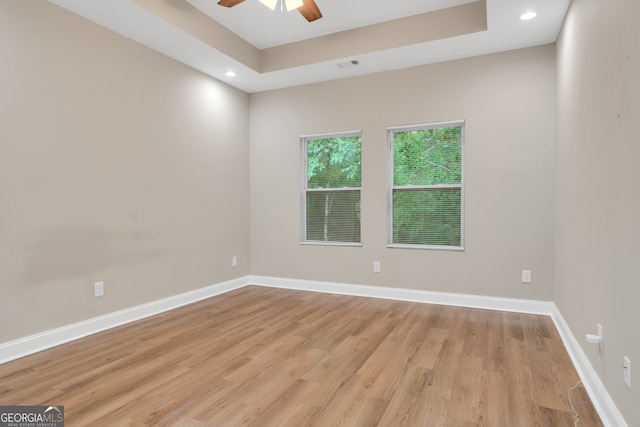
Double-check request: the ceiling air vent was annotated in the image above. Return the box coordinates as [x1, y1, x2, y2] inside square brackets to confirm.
[336, 60, 360, 69]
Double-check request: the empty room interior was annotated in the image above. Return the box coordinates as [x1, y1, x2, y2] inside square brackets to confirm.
[1, 0, 638, 425]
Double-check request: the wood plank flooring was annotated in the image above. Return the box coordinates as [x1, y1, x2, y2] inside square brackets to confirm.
[0, 286, 603, 426]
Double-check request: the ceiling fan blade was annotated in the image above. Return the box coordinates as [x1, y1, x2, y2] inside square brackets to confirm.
[297, 0, 322, 22]
[217, 0, 245, 7]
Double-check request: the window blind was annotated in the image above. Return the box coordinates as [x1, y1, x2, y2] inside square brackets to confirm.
[301, 131, 362, 245]
[387, 121, 464, 250]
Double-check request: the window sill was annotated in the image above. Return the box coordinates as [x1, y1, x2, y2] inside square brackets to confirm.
[301, 241, 362, 248]
[387, 244, 464, 252]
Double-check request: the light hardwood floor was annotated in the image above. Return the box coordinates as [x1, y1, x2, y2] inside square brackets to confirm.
[0, 286, 602, 426]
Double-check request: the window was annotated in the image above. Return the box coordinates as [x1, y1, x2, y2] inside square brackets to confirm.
[388, 121, 464, 250]
[301, 131, 362, 245]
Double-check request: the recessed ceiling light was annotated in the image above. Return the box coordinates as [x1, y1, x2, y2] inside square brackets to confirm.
[519, 11, 537, 21]
[225, 71, 237, 77]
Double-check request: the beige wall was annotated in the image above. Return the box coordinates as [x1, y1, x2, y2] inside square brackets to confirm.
[555, 0, 640, 424]
[0, 1, 250, 342]
[2, 1, 637, 423]
[250, 45, 556, 301]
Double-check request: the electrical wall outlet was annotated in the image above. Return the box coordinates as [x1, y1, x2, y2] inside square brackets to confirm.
[597, 323, 603, 350]
[373, 261, 381, 273]
[232, 256, 238, 267]
[521, 270, 532, 283]
[597, 323, 603, 339]
[94, 281, 104, 297]
[624, 356, 631, 388]
[585, 323, 603, 351]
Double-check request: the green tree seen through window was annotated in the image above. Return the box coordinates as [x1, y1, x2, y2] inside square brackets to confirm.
[391, 124, 463, 248]
[304, 135, 361, 243]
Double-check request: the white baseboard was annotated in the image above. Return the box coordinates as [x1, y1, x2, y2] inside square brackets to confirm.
[0, 276, 250, 365]
[1, 275, 626, 426]
[550, 306, 628, 427]
[249, 275, 556, 315]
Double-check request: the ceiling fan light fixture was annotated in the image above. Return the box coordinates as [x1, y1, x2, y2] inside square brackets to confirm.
[258, 0, 278, 10]
[284, 0, 303, 10]
[218, 0, 322, 22]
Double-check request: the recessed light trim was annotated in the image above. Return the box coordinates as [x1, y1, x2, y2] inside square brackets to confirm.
[225, 71, 237, 77]
[519, 11, 537, 21]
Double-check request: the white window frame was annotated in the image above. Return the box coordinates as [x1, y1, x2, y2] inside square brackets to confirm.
[300, 130, 363, 247]
[387, 120, 465, 251]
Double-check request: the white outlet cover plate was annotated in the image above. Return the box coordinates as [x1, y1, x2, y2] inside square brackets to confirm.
[94, 282, 104, 297]
[373, 261, 381, 273]
[624, 356, 631, 388]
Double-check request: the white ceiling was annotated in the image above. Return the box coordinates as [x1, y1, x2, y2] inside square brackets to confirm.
[48, 0, 570, 93]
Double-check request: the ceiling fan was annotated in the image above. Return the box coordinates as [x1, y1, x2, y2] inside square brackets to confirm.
[217, 0, 323, 22]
